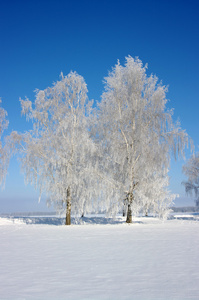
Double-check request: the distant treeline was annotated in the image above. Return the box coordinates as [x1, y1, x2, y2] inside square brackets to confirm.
[0, 211, 56, 217]
[171, 206, 199, 213]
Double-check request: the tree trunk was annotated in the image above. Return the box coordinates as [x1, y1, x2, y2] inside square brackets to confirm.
[123, 201, 126, 217]
[126, 192, 133, 223]
[65, 187, 71, 225]
[126, 204, 132, 223]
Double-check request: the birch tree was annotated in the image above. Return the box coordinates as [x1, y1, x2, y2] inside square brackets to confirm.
[0, 100, 9, 186]
[15, 72, 97, 225]
[98, 56, 189, 222]
[182, 153, 199, 199]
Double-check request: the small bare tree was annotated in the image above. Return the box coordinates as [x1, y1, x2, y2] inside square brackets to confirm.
[0, 99, 9, 186]
[182, 153, 199, 202]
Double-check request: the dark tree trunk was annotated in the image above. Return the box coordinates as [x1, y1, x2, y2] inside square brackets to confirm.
[126, 192, 133, 223]
[126, 204, 132, 223]
[65, 187, 71, 225]
[123, 201, 126, 217]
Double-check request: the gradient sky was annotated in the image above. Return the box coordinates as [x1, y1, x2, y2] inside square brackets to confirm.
[0, 0, 199, 213]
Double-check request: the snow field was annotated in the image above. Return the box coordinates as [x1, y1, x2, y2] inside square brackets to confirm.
[0, 216, 199, 300]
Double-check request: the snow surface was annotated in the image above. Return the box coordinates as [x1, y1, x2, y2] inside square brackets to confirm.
[0, 214, 199, 300]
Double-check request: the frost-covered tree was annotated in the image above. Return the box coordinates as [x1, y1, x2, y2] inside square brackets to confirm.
[14, 72, 97, 225]
[98, 56, 189, 222]
[182, 153, 199, 202]
[0, 100, 9, 186]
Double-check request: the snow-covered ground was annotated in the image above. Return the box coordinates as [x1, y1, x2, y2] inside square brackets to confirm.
[0, 214, 199, 300]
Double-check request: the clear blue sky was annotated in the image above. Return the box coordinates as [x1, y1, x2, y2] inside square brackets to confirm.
[0, 0, 199, 213]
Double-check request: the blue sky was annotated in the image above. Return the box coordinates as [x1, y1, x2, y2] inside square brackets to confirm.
[0, 0, 199, 212]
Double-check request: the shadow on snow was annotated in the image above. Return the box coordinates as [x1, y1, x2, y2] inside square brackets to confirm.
[4, 213, 199, 226]
[6, 215, 144, 226]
